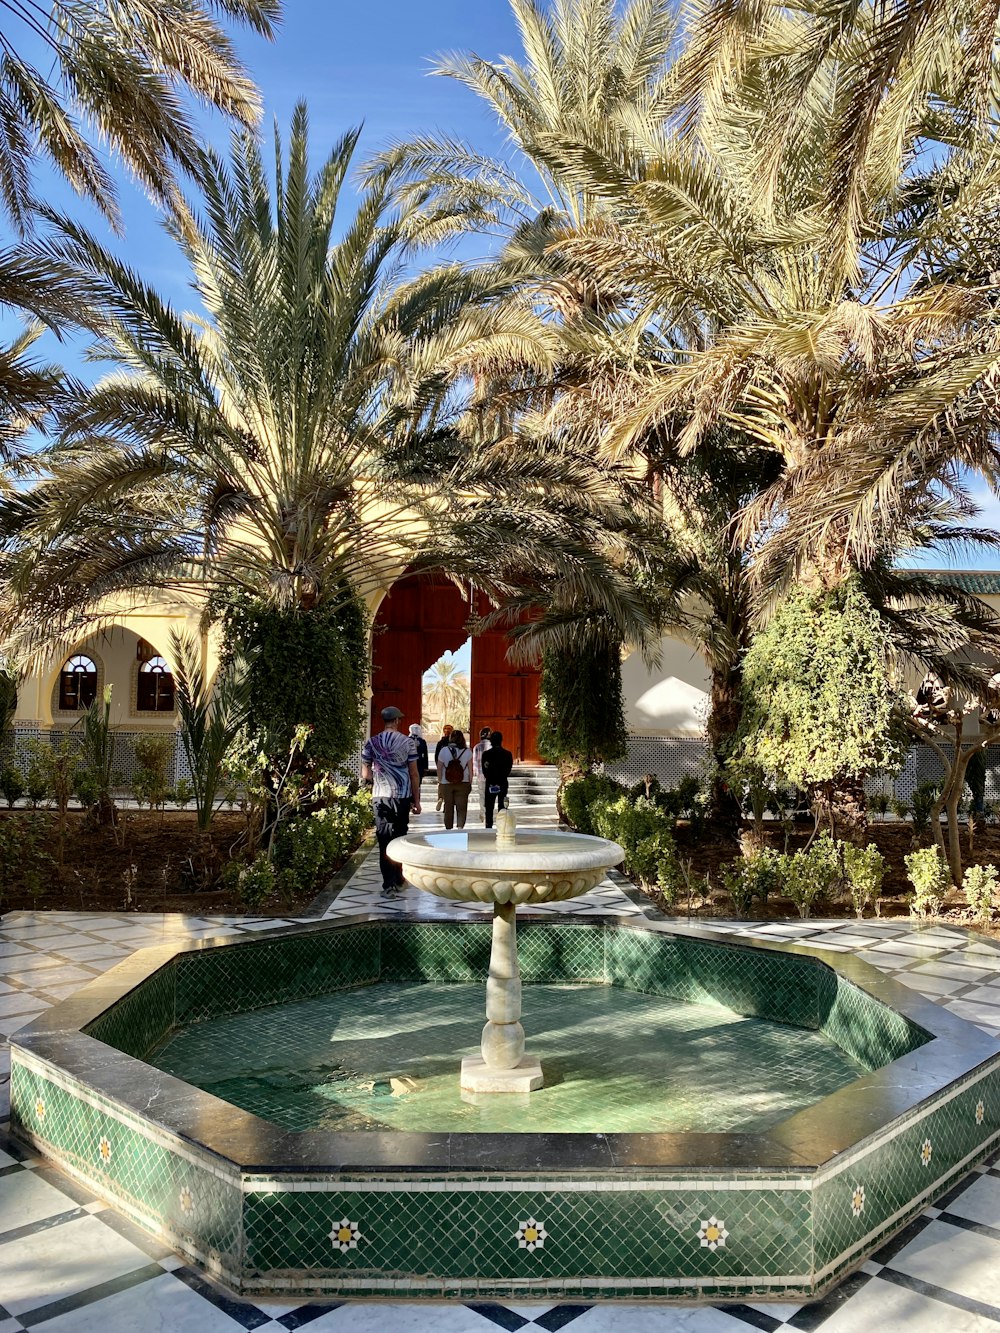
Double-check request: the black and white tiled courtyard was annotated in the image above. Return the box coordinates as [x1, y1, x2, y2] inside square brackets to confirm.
[2, 805, 1000, 1330]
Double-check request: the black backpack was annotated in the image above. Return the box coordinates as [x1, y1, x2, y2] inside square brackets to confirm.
[444, 745, 465, 783]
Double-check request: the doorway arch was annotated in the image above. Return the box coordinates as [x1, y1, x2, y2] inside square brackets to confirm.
[369, 572, 542, 763]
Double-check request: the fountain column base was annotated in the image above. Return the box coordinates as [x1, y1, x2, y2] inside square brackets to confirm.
[460, 900, 545, 1093]
[460, 1054, 543, 1093]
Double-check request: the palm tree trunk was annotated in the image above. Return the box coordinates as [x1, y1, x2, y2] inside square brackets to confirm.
[706, 663, 744, 836]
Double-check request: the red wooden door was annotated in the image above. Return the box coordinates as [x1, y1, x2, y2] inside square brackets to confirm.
[369, 574, 469, 733]
[470, 625, 541, 764]
[370, 574, 542, 759]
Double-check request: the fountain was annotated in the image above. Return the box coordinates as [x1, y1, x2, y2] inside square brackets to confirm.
[387, 810, 625, 1092]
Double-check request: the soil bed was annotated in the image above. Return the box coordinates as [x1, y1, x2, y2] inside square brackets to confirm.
[0, 809, 352, 916]
[643, 820, 1000, 941]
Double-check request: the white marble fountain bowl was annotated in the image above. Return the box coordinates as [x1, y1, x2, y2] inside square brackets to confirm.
[386, 829, 626, 905]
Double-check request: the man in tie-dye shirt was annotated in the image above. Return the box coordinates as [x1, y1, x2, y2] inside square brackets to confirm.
[361, 706, 421, 893]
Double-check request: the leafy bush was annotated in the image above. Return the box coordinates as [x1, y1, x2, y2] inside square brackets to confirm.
[28, 739, 79, 825]
[272, 788, 374, 898]
[891, 797, 912, 821]
[842, 842, 886, 919]
[746, 847, 783, 906]
[170, 777, 194, 807]
[73, 769, 99, 809]
[562, 772, 628, 834]
[910, 782, 940, 835]
[867, 790, 891, 820]
[0, 767, 23, 808]
[132, 734, 173, 810]
[721, 849, 784, 918]
[906, 846, 951, 917]
[24, 758, 49, 807]
[227, 854, 277, 910]
[783, 833, 842, 919]
[590, 794, 676, 888]
[0, 814, 53, 899]
[719, 860, 757, 918]
[655, 841, 685, 904]
[963, 863, 998, 924]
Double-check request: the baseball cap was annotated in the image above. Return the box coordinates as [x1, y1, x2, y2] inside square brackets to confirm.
[381, 706, 404, 721]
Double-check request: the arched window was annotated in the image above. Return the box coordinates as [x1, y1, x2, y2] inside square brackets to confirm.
[137, 655, 175, 713]
[59, 655, 97, 711]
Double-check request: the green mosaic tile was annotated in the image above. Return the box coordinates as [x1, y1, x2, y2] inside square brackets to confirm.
[607, 928, 823, 1026]
[174, 925, 380, 1024]
[85, 962, 176, 1058]
[812, 1059, 1000, 1271]
[688, 939, 822, 1028]
[517, 923, 606, 983]
[820, 975, 928, 1071]
[242, 1183, 813, 1283]
[10, 1061, 243, 1269]
[605, 925, 688, 999]
[379, 922, 492, 982]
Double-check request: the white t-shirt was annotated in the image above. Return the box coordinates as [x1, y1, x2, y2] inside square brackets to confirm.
[472, 739, 490, 778]
[437, 744, 473, 784]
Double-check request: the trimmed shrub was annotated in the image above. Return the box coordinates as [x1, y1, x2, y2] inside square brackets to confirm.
[963, 863, 998, 924]
[842, 842, 886, 919]
[783, 832, 842, 919]
[0, 767, 24, 808]
[561, 772, 627, 835]
[906, 846, 950, 917]
[272, 788, 373, 897]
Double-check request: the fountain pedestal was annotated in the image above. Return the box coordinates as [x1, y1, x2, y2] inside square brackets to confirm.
[461, 902, 543, 1092]
[387, 823, 625, 1094]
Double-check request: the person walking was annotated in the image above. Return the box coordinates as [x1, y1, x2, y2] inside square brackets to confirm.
[433, 723, 453, 812]
[472, 725, 493, 822]
[437, 728, 473, 829]
[361, 706, 421, 894]
[409, 723, 429, 785]
[481, 730, 513, 829]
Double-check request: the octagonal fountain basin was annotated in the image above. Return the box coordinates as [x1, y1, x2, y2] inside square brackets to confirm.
[10, 916, 1000, 1303]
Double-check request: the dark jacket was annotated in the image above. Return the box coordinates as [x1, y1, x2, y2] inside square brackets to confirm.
[481, 744, 513, 788]
[414, 736, 429, 779]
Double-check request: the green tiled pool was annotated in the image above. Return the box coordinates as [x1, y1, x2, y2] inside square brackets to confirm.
[149, 981, 867, 1135]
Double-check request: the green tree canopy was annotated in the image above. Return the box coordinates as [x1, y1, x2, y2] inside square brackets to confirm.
[733, 581, 907, 822]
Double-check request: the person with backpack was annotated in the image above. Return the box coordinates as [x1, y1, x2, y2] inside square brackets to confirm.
[433, 723, 453, 812]
[437, 728, 473, 829]
[481, 730, 514, 829]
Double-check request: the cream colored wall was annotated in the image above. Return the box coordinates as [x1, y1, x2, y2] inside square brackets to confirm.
[15, 601, 214, 729]
[621, 636, 711, 737]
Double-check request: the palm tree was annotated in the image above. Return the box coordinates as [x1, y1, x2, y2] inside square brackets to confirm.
[423, 656, 471, 733]
[545, 59, 1000, 626]
[372, 0, 680, 323]
[0, 0, 279, 234]
[0, 104, 658, 674]
[671, 0, 1000, 267]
